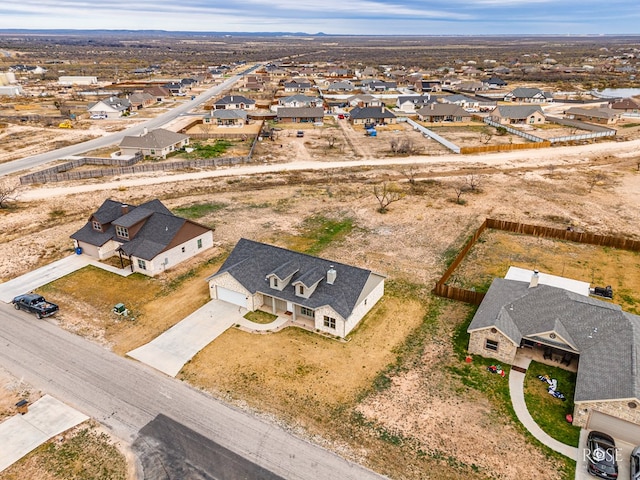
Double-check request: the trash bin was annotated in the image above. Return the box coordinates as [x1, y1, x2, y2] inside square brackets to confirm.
[15, 399, 29, 415]
[113, 303, 126, 315]
[75, 247, 83, 255]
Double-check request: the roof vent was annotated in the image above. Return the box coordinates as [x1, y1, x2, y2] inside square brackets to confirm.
[121, 204, 129, 215]
[327, 266, 337, 285]
[529, 270, 539, 288]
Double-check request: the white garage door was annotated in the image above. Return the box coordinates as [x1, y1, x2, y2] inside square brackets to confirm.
[217, 287, 247, 308]
[587, 410, 640, 444]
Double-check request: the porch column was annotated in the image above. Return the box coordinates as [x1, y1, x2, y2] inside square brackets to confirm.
[271, 296, 276, 315]
[292, 305, 297, 322]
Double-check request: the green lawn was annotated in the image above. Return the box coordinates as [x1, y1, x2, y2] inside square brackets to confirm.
[243, 310, 277, 324]
[172, 202, 227, 219]
[524, 361, 581, 447]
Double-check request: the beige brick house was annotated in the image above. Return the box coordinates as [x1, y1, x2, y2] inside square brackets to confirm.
[468, 271, 640, 439]
[206, 239, 385, 338]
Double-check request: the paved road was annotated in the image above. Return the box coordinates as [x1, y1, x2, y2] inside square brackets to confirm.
[0, 65, 259, 178]
[0, 304, 387, 480]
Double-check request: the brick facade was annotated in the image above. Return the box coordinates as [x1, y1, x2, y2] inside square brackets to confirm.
[573, 399, 640, 428]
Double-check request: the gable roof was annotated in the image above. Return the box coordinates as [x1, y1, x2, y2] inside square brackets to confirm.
[71, 199, 210, 261]
[276, 107, 324, 118]
[211, 109, 247, 120]
[349, 106, 396, 119]
[507, 87, 545, 98]
[469, 278, 640, 402]
[416, 104, 470, 117]
[214, 95, 255, 106]
[565, 107, 619, 120]
[119, 128, 189, 150]
[493, 105, 544, 119]
[208, 239, 384, 319]
[88, 96, 131, 112]
[609, 98, 640, 110]
[397, 95, 433, 106]
[279, 94, 321, 105]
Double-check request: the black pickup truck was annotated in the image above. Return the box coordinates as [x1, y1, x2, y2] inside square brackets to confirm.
[12, 293, 59, 319]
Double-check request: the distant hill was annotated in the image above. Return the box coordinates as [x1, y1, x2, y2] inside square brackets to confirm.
[0, 29, 329, 37]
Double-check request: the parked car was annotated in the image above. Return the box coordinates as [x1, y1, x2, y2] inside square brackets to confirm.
[296, 130, 304, 137]
[586, 431, 618, 479]
[90, 114, 107, 120]
[631, 445, 640, 480]
[337, 113, 345, 119]
[12, 293, 59, 319]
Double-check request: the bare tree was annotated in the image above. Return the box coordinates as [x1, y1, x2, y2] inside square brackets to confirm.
[400, 165, 419, 187]
[480, 130, 493, 144]
[0, 180, 19, 209]
[326, 135, 337, 149]
[465, 173, 482, 192]
[452, 182, 469, 205]
[373, 182, 405, 213]
[390, 137, 414, 154]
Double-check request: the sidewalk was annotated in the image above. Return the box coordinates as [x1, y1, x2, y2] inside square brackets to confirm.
[0, 395, 89, 472]
[0, 254, 132, 303]
[509, 355, 578, 460]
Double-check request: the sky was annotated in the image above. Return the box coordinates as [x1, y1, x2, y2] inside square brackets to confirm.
[0, 0, 639, 35]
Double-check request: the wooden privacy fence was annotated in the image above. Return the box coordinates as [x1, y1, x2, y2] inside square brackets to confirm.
[460, 142, 551, 154]
[433, 218, 640, 305]
[20, 155, 249, 185]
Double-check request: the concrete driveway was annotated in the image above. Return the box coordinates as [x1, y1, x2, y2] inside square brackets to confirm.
[127, 300, 245, 377]
[0, 254, 132, 304]
[0, 395, 88, 472]
[575, 428, 633, 479]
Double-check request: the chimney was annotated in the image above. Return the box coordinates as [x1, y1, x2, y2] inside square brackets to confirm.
[529, 270, 539, 288]
[327, 266, 337, 285]
[121, 204, 129, 215]
[142, 127, 148, 136]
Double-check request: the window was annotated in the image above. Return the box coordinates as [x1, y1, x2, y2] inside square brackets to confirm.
[298, 285, 305, 295]
[137, 259, 147, 270]
[273, 278, 278, 287]
[92, 221, 102, 231]
[323, 316, 336, 329]
[115, 226, 129, 239]
[485, 339, 499, 351]
[300, 306, 314, 317]
[181, 246, 186, 253]
[197, 239, 202, 249]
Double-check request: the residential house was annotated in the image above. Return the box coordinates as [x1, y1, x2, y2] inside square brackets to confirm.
[213, 95, 256, 110]
[485, 76, 508, 89]
[327, 80, 355, 92]
[283, 79, 312, 93]
[467, 269, 640, 439]
[119, 128, 189, 159]
[204, 109, 247, 127]
[206, 238, 385, 338]
[346, 94, 382, 108]
[609, 98, 640, 114]
[0, 86, 22, 96]
[164, 82, 185, 96]
[564, 107, 620, 125]
[415, 80, 442, 93]
[361, 79, 397, 92]
[87, 96, 131, 119]
[143, 85, 172, 102]
[440, 94, 496, 112]
[489, 105, 546, 125]
[127, 92, 155, 110]
[276, 107, 324, 124]
[416, 104, 471, 123]
[396, 95, 433, 113]
[457, 81, 487, 93]
[239, 74, 265, 92]
[71, 199, 213, 277]
[277, 94, 322, 109]
[349, 106, 397, 125]
[504, 87, 552, 103]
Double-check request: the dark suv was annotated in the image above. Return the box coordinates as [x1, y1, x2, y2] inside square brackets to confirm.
[631, 445, 640, 480]
[586, 431, 618, 479]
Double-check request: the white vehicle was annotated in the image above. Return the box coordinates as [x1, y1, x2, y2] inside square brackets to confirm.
[90, 114, 107, 120]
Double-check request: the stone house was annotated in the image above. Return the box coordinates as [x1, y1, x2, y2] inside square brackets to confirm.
[119, 128, 189, 159]
[467, 269, 640, 440]
[489, 105, 546, 125]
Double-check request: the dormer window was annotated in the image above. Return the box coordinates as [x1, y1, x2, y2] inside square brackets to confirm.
[298, 285, 305, 295]
[115, 225, 129, 239]
[92, 221, 102, 231]
[270, 277, 279, 289]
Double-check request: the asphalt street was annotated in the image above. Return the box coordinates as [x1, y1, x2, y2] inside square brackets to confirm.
[0, 65, 258, 177]
[0, 304, 388, 480]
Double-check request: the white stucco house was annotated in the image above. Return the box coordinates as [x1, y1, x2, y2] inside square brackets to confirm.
[71, 199, 213, 277]
[207, 239, 386, 338]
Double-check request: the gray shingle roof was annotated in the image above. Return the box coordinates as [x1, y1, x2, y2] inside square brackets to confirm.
[214, 95, 255, 106]
[212, 109, 247, 120]
[509, 87, 544, 98]
[468, 278, 640, 402]
[416, 104, 469, 117]
[208, 239, 383, 319]
[494, 105, 543, 119]
[119, 128, 189, 150]
[349, 106, 396, 119]
[276, 107, 324, 118]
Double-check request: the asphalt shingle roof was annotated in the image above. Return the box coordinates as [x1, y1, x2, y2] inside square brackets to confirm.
[468, 278, 640, 402]
[208, 239, 384, 319]
[494, 105, 543, 119]
[277, 107, 324, 118]
[349, 106, 396, 119]
[119, 129, 188, 150]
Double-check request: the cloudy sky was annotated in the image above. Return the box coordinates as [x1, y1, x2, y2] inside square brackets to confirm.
[0, 0, 638, 35]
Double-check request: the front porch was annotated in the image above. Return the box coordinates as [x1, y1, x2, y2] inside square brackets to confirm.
[259, 294, 317, 331]
[518, 340, 578, 373]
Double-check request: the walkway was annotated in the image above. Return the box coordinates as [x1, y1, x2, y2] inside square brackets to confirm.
[0, 395, 89, 472]
[0, 254, 132, 303]
[509, 355, 578, 460]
